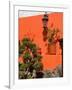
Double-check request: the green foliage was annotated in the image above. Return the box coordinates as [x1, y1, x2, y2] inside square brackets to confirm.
[19, 63, 28, 71]
[19, 37, 63, 79]
[23, 52, 32, 61]
[55, 65, 63, 77]
[36, 54, 42, 61]
[44, 70, 52, 78]
[29, 43, 37, 53]
[19, 41, 25, 56]
[33, 61, 43, 71]
[22, 38, 31, 47]
[31, 57, 38, 63]
[43, 65, 63, 78]
[19, 71, 24, 79]
[19, 37, 43, 79]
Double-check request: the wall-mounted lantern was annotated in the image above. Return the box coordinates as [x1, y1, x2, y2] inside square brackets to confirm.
[42, 12, 48, 41]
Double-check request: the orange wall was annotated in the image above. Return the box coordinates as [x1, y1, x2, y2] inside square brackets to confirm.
[18, 12, 63, 70]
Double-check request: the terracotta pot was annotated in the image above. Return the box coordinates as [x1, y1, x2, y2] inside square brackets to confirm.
[48, 43, 56, 55]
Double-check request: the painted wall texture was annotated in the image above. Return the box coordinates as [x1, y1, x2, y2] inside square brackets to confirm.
[18, 12, 63, 70]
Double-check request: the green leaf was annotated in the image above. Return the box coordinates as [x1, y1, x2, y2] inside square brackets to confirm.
[33, 62, 43, 71]
[22, 38, 31, 47]
[23, 52, 32, 61]
[19, 41, 25, 56]
[29, 43, 37, 53]
[36, 54, 42, 61]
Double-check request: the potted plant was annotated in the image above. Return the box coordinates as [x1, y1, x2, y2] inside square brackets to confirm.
[47, 29, 59, 55]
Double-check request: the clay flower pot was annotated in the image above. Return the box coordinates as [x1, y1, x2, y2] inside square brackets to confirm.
[48, 42, 56, 55]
